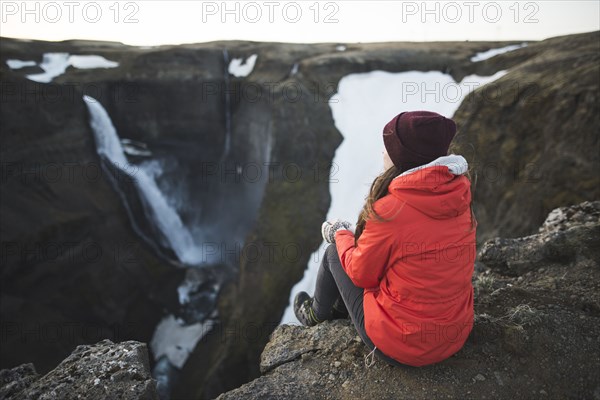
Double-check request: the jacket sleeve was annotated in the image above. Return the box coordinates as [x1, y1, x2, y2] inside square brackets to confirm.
[335, 217, 393, 289]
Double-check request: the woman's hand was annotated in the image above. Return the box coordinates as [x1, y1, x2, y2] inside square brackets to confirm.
[321, 219, 354, 243]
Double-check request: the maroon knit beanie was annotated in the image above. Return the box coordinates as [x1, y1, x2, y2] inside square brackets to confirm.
[383, 111, 457, 171]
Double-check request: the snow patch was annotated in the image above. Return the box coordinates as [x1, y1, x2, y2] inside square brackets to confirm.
[150, 315, 215, 369]
[5, 59, 36, 69]
[471, 43, 528, 62]
[68, 55, 119, 69]
[27, 53, 70, 83]
[336, 45, 347, 52]
[228, 54, 258, 77]
[6, 52, 119, 83]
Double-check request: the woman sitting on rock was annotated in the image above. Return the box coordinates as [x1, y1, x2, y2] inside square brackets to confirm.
[294, 111, 476, 367]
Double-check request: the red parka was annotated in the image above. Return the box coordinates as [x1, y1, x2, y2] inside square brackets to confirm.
[335, 157, 476, 367]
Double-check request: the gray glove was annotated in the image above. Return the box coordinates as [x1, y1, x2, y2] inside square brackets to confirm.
[321, 219, 353, 243]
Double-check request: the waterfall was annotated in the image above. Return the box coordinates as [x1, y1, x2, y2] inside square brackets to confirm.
[221, 48, 232, 161]
[83, 95, 203, 266]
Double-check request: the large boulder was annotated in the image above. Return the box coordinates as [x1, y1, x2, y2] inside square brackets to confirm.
[0, 340, 158, 400]
[218, 201, 600, 400]
[479, 201, 600, 277]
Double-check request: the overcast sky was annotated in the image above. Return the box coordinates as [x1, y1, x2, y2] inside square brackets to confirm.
[1, 1, 599, 45]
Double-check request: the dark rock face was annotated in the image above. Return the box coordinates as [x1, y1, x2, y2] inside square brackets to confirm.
[451, 31, 600, 242]
[0, 340, 158, 400]
[0, 74, 184, 375]
[218, 201, 600, 400]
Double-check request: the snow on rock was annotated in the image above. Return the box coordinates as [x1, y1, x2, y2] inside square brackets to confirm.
[68, 54, 119, 69]
[280, 68, 508, 324]
[150, 315, 215, 369]
[471, 43, 528, 62]
[26, 53, 70, 83]
[6, 52, 119, 83]
[228, 54, 258, 77]
[5, 59, 36, 69]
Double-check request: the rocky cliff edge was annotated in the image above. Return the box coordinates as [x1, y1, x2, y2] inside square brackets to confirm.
[218, 201, 600, 400]
[0, 340, 158, 400]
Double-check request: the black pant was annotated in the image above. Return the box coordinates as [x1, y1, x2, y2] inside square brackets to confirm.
[312, 244, 404, 367]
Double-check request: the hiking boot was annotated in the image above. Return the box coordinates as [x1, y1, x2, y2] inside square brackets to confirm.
[294, 291, 322, 327]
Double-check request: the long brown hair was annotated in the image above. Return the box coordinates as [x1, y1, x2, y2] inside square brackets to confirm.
[354, 165, 403, 244]
[354, 163, 477, 245]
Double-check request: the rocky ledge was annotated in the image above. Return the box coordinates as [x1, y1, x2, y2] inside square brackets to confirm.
[0, 340, 158, 400]
[218, 201, 600, 400]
